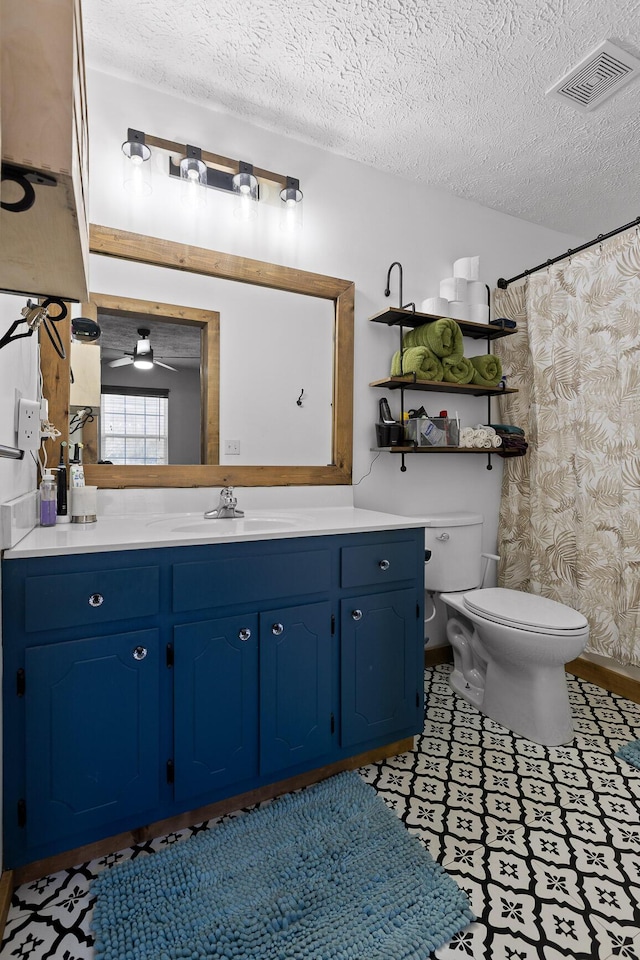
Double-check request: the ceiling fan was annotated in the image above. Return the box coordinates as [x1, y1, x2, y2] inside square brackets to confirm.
[107, 328, 178, 372]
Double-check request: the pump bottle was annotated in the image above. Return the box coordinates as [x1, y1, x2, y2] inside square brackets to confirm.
[39, 470, 57, 527]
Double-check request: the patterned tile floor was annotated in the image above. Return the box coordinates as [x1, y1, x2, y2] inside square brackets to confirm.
[2, 665, 640, 959]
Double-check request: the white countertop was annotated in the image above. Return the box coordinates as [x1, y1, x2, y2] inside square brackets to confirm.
[4, 507, 427, 559]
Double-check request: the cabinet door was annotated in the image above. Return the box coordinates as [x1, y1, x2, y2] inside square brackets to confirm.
[173, 616, 259, 802]
[260, 601, 332, 776]
[341, 589, 420, 747]
[24, 629, 160, 848]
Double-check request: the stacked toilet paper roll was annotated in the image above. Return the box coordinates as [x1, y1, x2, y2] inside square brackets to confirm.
[438, 258, 489, 324]
[420, 296, 449, 316]
[453, 256, 480, 281]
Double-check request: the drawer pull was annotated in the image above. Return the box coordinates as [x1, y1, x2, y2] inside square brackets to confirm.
[238, 628, 252, 642]
[378, 559, 390, 571]
[88, 593, 104, 608]
[132, 646, 148, 661]
[272, 623, 284, 636]
[351, 609, 363, 621]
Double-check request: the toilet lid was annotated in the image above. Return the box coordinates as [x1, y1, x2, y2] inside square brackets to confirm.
[463, 588, 588, 633]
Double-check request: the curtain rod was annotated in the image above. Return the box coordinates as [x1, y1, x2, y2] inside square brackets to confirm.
[496, 214, 640, 289]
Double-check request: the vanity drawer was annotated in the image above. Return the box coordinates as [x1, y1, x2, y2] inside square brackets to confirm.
[24, 566, 160, 633]
[173, 549, 331, 613]
[341, 539, 416, 588]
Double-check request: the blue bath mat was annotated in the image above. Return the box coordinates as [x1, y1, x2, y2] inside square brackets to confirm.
[617, 739, 640, 770]
[91, 770, 473, 960]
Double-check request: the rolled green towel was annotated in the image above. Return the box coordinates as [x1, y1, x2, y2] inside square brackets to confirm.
[390, 347, 443, 381]
[424, 318, 464, 360]
[402, 328, 418, 348]
[402, 346, 443, 381]
[442, 356, 474, 384]
[470, 354, 503, 387]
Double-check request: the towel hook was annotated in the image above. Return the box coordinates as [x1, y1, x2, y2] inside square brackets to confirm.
[296, 389, 304, 407]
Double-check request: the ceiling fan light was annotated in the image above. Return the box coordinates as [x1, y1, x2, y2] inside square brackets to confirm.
[133, 328, 154, 368]
[133, 353, 154, 370]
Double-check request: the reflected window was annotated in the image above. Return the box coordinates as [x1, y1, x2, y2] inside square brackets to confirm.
[101, 387, 169, 465]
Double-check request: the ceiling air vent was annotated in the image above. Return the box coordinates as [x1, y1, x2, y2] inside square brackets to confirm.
[547, 40, 640, 112]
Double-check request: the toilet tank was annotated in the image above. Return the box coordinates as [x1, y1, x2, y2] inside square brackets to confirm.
[422, 512, 484, 592]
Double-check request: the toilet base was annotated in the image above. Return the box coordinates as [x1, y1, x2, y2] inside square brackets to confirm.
[445, 613, 577, 747]
[449, 667, 483, 709]
[482, 661, 575, 746]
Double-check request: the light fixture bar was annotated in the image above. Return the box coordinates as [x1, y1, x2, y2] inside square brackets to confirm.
[144, 133, 289, 187]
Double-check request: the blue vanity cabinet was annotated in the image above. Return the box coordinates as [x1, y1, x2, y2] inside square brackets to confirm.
[259, 601, 333, 775]
[24, 629, 160, 849]
[339, 536, 424, 748]
[2, 526, 424, 872]
[173, 615, 260, 801]
[340, 589, 421, 747]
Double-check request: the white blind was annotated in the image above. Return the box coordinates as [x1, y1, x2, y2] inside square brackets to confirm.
[100, 392, 168, 465]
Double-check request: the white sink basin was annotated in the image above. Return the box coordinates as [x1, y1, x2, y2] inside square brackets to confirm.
[171, 518, 300, 534]
[145, 513, 310, 535]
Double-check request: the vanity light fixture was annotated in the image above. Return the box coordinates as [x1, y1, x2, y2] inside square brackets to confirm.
[121, 128, 152, 196]
[280, 176, 304, 231]
[122, 127, 303, 222]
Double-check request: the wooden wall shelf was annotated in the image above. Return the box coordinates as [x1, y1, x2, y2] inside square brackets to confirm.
[368, 308, 516, 341]
[369, 376, 517, 398]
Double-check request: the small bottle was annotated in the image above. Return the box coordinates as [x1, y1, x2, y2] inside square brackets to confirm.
[39, 470, 57, 527]
[69, 443, 85, 488]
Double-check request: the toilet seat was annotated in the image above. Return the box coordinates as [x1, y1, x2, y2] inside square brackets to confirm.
[462, 588, 588, 636]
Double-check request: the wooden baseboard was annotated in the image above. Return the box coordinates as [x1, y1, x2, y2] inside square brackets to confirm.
[425, 645, 453, 667]
[12, 737, 414, 886]
[566, 656, 640, 705]
[0, 870, 14, 943]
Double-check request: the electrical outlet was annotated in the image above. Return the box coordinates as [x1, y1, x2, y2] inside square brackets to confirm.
[224, 440, 240, 455]
[17, 399, 41, 451]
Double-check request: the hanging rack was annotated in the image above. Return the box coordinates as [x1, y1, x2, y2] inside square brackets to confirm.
[497, 214, 640, 289]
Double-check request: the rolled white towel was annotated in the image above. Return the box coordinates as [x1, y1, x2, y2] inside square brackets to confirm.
[481, 437, 492, 448]
[491, 435, 502, 448]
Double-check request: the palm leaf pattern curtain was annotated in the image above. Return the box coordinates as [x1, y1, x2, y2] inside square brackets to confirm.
[494, 229, 640, 667]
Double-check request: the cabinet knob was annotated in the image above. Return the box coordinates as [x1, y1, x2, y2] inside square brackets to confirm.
[436, 532, 450, 542]
[238, 628, 252, 642]
[378, 559, 390, 571]
[271, 623, 284, 636]
[132, 646, 147, 661]
[88, 593, 104, 608]
[351, 609, 363, 621]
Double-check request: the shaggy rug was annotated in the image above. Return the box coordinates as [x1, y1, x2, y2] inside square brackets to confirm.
[91, 770, 473, 960]
[617, 738, 640, 770]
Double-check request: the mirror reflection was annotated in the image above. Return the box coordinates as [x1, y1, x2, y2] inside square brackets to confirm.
[42, 226, 355, 489]
[76, 252, 335, 467]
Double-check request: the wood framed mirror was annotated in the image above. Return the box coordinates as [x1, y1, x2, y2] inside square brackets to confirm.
[41, 225, 354, 488]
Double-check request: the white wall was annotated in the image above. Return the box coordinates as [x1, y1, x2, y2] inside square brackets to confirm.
[0, 295, 39, 506]
[87, 68, 582, 611]
[0, 293, 40, 875]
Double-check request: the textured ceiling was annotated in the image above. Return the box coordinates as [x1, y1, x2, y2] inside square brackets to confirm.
[83, 0, 640, 238]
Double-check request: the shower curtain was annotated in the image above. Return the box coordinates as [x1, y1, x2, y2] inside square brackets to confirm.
[493, 228, 640, 667]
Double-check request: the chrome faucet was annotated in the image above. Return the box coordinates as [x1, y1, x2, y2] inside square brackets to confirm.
[204, 486, 244, 519]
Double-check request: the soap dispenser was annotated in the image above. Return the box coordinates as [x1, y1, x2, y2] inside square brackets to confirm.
[39, 470, 57, 527]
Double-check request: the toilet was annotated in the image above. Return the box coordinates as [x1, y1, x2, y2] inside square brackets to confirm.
[423, 512, 589, 746]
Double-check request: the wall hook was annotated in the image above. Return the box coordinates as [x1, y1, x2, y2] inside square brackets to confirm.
[297, 389, 304, 407]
